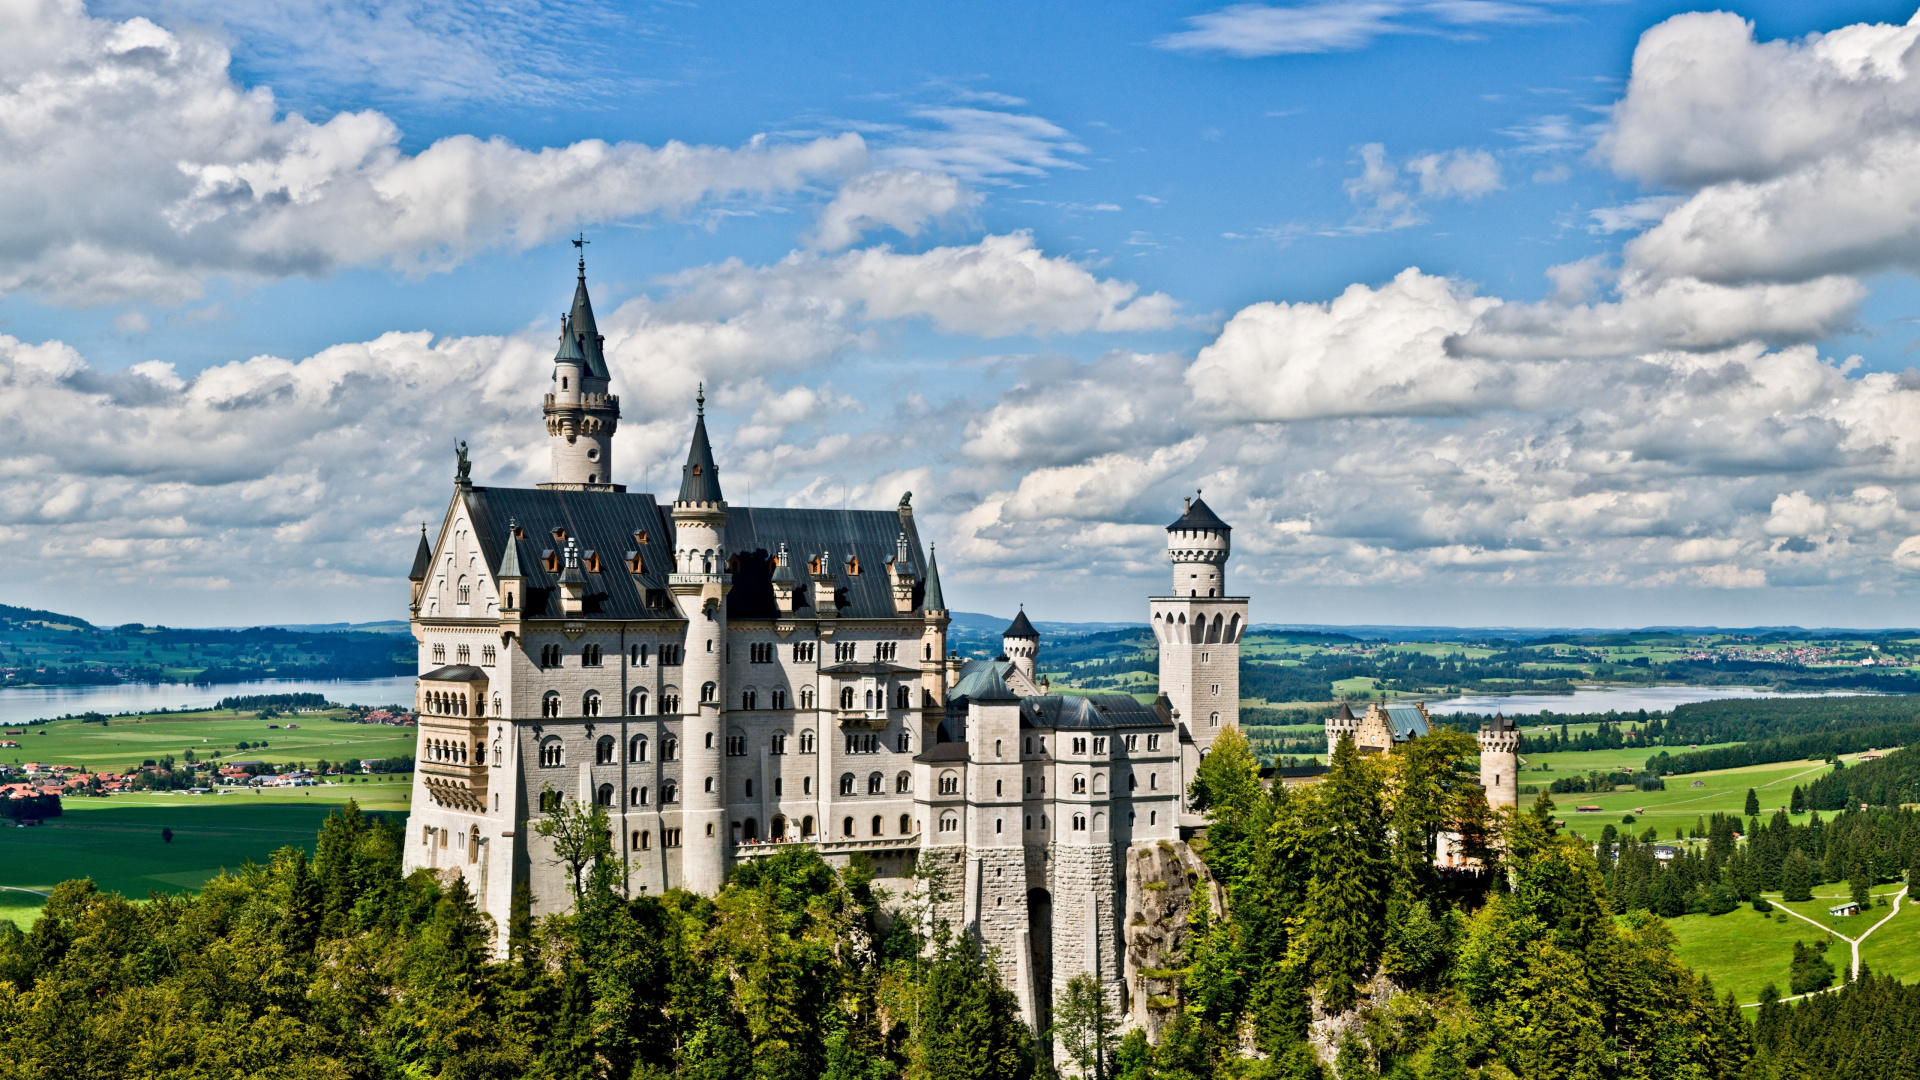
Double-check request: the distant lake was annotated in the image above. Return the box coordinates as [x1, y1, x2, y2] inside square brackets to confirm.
[1426, 685, 1868, 717]
[0, 676, 418, 727]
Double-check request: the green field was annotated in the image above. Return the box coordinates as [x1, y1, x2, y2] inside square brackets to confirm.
[1664, 906, 1827, 1006]
[0, 781, 411, 927]
[1551, 756, 1847, 843]
[1861, 893, 1920, 981]
[3, 707, 416, 772]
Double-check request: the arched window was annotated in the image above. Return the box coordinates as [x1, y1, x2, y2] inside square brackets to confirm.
[899, 813, 911, 834]
[596, 783, 614, 806]
[596, 736, 615, 764]
[630, 735, 648, 762]
[770, 731, 787, 754]
[1209, 711, 1220, 728]
[871, 815, 883, 836]
[800, 687, 816, 709]
[704, 776, 715, 793]
[803, 776, 813, 795]
[1094, 774, 1107, 794]
[1073, 774, 1087, 794]
[542, 691, 561, 718]
[741, 688, 757, 710]
[457, 575, 470, 604]
[894, 685, 911, 709]
[842, 816, 855, 837]
[583, 644, 602, 666]
[726, 729, 745, 756]
[802, 815, 814, 838]
[840, 686, 856, 709]
[583, 691, 601, 717]
[839, 773, 856, 796]
[660, 687, 680, 713]
[1073, 814, 1087, 831]
[701, 682, 717, 703]
[662, 737, 678, 762]
[895, 772, 911, 793]
[939, 814, 958, 833]
[800, 729, 816, 754]
[629, 786, 643, 805]
[865, 688, 875, 709]
[867, 772, 883, 795]
[939, 771, 959, 795]
[629, 689, 648, 716]
[539, 789, 563, 812]
[742, 818, 758, 841]
[661, 781, 678, 804]
[771, 688, 787, 710]
[539, 738, 563, 767]
[898, 730, 912, 753]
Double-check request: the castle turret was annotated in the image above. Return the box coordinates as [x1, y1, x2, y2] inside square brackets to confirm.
[668, 385, 729, 893]
[1325, 702, 1358, 758]
[1002, 607, 1038, 684]
[1478, 714, 1520, 809]
[408, 525, 432, 613]
[1150, 493, 1247, 782]
[541, 245, 621, 490]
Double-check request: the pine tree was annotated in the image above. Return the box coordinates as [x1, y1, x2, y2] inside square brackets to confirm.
[1050, 972, 1117, 1080]
[1294, 734, 1389, 1013]
[913, 937, 1036, 1080]
[1746, 788, 1761, 816]
[1791, 785, 1807, 814]
[1783, 850, 1815, 902]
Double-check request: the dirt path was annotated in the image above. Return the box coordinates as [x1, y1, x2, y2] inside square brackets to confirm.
[1746, 885, 1908, 1007]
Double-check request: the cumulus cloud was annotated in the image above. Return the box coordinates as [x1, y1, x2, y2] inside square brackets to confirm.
[1342, 144, 1503, 231]
[808, 170, 980, 250]
[0, 0, 866, 304]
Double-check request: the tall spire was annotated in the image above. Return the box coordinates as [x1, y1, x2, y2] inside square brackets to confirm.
[566, 234, 606, 379]
[498, 518, 522, 579]
[408, 524, 432, 581]
[923, 544, 945, 611]
[677, 384, 723, 504]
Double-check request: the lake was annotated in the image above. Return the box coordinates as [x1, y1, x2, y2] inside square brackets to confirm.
[1426, 685, 1866, 717]
[0, 675, 419, 727]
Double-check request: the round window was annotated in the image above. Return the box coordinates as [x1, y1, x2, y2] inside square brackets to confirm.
[586, 447, 600, 461]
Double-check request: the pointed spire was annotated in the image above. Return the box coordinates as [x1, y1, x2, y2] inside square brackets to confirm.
[408, 524, 432, 581]
[565, 237, 607, 379]
[923, 543, 945, 611]
[1004, 605, 1038, 640]
[499, 519, 522, 578]
[677, 386, 724, 504]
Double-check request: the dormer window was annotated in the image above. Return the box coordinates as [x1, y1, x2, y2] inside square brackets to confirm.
[542, 549, 559, 573]
[692, 464, 703, 475]
[846, 556, 860, 575]
[626, 550, 643, 572]
[551, 528, 566, 543]
[512, 523, 525, 539]
[584, 550, 601, 573]
[633, 530, 649, 545]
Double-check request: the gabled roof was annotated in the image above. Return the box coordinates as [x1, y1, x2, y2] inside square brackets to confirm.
[1168, 496, 1230, 532]
[1019, 693, 1170, 731]
[409, 527, 432, 581]
[455, 487, 932, 622]
[1483, 712, 1516, 732]
[678, 389, 724, 504]
[820, 661, 920, 677]
[1003, 607, 1038, 640]
[951, 663, 1020, 703]
[1382, 702, 1432, 742]
[420, 664, 487, 682]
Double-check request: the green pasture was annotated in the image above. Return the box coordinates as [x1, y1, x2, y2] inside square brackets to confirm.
[0, 781, 412, 927]
[1550, 756, 1847, 843]
[1860, 893, 1920, 981]
[1662, 906, 1826, 1006]
[1523, 740, 1744, 775]
[1773, 884, 1904, 937]
[2, 708, 416, 772]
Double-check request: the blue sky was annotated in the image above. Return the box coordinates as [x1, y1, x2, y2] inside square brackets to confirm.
[6, 0, 1920, 628]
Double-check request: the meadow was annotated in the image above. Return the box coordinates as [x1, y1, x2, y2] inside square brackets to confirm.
[0, 780, 411, 928]
[1547, 755, 1846, 843]
[3, 706, 416, 771]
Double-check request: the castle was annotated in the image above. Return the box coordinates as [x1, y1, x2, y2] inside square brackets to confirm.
[400, 255, 1243, 1033]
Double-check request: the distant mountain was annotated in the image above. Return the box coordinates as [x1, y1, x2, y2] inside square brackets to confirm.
[242, 621, 413, 635]
[0, 603, 96, 630]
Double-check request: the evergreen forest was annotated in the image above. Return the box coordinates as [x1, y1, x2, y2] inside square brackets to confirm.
[9, 732, 1920, 1077]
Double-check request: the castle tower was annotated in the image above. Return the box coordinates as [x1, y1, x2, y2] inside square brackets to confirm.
[1325, 702, 1358, 758]
[669, 386, 730, 893]
[1003, 607, 1039, 684]
[541, 246, 621, 490]
[921, 544, 950, 711]
[1478, 714, 1520, 809]
[1150, 495, 1246, 765]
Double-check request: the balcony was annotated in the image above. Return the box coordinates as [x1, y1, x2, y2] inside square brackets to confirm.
[835, 709, 891, 730]
[735, 832, 922, 859]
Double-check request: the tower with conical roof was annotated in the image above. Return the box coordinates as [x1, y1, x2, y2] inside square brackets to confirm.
[541, 242, 622, 490]
[1003, 606, 1039, 684]
[668, 384, 730, 894]
[1150, 492, 1247, 783]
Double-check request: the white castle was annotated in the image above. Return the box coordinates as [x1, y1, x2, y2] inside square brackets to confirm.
[400, 256, 1245, 1031]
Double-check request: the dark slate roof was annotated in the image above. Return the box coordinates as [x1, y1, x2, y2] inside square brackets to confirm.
[567, 267, 609, 380]
[553, 316, 587, 365]
[409, 528, 432, 581]
[1003, 608, 1038, 640]
[724, 505, 930, 620]
[678, 393, 724, 504]
[458, 487, 931, 622]
[498, 520, 523, 578]
[821, 661, 920, 676]
[951, 663, 1020, 703]
[421, 664, 487, 682]
[1334, 703, 1356, 720]
[1168, 496, 1230, 532]
[923, 545, 946, 611]
[1483, 712, 1516, 732]
[1019, 693, 1169, 730]
[918, 741, 969, 762]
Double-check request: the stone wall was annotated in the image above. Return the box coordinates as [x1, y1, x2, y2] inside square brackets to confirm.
[1049, 841, 1123, 1054]
[1122, 839, 1221, 1041]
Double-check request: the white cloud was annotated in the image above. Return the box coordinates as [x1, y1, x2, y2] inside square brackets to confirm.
[1341, 144, 1503, 231]
[1588, 196, 1684, 234]
[875, 108, 1086, 183]
[0, 0, 866, 304]
[1155, 1, 1566, 58]
[808, 169, 980, 250]
[1408, 149, 1503, 199]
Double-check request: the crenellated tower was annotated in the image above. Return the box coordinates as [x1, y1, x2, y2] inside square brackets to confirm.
[541, 244, 621, 490]
[669, 385, 730, 892]
[1003, 606, 1038, 684]
[1478, 714, 1520, 809]
[1149, 494, 1247, 775]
